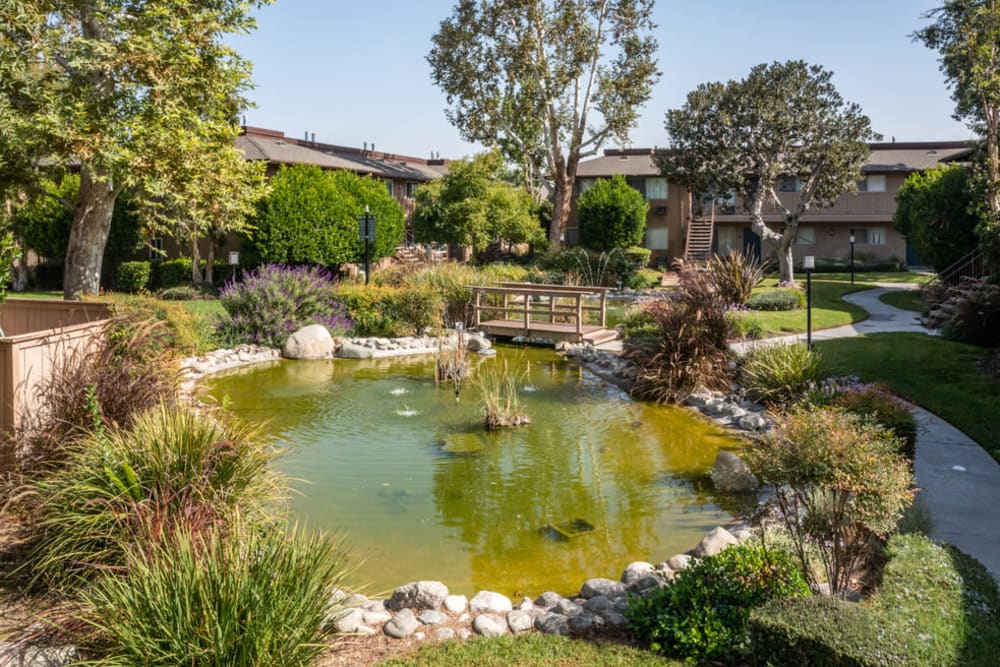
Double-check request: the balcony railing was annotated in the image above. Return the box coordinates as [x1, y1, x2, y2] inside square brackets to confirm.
[714, 192, 896, 219]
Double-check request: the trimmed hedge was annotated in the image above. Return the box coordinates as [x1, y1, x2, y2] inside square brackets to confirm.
[748, 287, 805, 311]
[116, 261, 151, 294]
[749, 534, 1000, 666]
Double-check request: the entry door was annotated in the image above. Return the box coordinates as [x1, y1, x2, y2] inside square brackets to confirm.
[742, 228, 762, 262]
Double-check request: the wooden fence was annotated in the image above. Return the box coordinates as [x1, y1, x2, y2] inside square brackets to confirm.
[0, 299, 111, 470]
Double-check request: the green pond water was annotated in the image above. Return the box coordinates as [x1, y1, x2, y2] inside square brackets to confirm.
[200, 346, 742, 597]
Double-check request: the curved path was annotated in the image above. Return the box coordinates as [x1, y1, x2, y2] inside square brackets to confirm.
[733, 284, 1000, 582]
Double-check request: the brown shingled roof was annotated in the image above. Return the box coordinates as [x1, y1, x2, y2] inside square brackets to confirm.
[236, 135, 374, 173]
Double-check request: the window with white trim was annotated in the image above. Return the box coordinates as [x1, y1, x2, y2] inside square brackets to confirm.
[794, 226, 816, 245]
[857, 175, 886, 193]
[645, 227, 669, 250]
[863, 226, 887, 245]
[645, 177, 668, 200]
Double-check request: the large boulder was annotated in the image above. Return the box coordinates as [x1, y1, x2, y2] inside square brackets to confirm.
[282, 324, 335, 359]
[620, 561, 655, 585]
[710, 451, 759, 492]
[386, 581, 449, 611]
[383, 609, 419, 638]
[338, 341, 373, 359]
[579, 578, 627, 600]
[469, 590, 513, 613]
[694, 526, 739, 557]
[472, 613, 507, 637]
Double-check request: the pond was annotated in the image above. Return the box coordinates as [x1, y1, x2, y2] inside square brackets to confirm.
[200, 346, 742, 597]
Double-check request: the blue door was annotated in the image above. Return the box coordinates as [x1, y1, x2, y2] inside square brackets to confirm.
[905, 240, 923, 268]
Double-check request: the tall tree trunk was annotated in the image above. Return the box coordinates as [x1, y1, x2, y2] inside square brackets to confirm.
[776, 232, 795, 284]
[63, 163, 117, 300]
[205, 241, 215, 285]
[548, 168, 574, 250]
[190, 237, 203, 284]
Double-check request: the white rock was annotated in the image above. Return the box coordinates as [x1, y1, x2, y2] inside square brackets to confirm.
[667, 554, 693, 571]
[507, 610, 534, 633]
[472, 613, 507, 637]
[282, 324, 335, 359]
[444, 594, 468, 613]
[620, 561, 655, 585]
[469, 590, 513, 613]
[694, 526, 739, 557]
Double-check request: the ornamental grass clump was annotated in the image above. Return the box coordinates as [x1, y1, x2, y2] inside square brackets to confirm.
[219, 263, 351, 348]
[79, 521, 349, 667]
[624, 268, 732, 403]
[473, 356, 529, 429]
[24, 405, 283, 591]
[739, 342, 823, 405]
[707, 248, 767, 305]
[746, 408, 914, 598]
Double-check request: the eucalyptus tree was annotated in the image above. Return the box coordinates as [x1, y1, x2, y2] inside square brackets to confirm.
[658, 61, 878, 283]
[428, 0, 659, 251]
[916, 0, 1000, 261]
[0, 0, 268, 299]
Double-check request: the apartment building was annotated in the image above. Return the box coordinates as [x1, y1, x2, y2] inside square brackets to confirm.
[570, 141, 974, 268]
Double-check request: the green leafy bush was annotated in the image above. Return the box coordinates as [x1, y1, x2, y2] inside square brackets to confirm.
[116, 261, 151, 294]
[749, 534, 1000, 666]
[624, 268, 733, 403]
[746, 408, 913, 597]
[218, 264, 351, 348]
[708, 249, 767, 305]
[739, 343, 823, 405]
[624, 245, 652, 269]
[388, 286, 444, 336]
[747, 287, 805, 311]
[80, 523, 348, 667]
[25, 406, 282, 591]
[155, 258, 194, 289]
[578, 174, 648, 251]
[158, 285, 214, 301]
[617, 305, 659, 340]
[626, 543, 808, 664]
[726, 310, 764, 340]
[105, 293, 215, 355]
[626, 268, 662, 290]
[332, 284, 400, 337]
[832, 385, 918, 458]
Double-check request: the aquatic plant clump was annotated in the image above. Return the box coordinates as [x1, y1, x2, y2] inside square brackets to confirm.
[218, 263, 352, 347]
[473, 356, 530, 429]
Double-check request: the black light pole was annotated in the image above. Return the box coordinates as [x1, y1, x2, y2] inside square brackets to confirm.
[804, 255, 815, 348]
[849, 230, 856, 285]
[358, 205, 376, 285]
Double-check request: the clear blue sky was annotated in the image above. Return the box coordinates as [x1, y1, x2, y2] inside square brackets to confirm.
[229, 0, 972, 160]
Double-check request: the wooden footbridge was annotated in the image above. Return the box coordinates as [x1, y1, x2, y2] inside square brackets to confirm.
[468, 283, 619, 346]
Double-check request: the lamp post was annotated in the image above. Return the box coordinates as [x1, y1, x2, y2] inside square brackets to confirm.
[849, 230, 856, 285]
[804, 255, 815, 348]
[358, 205, 376, 285]
[228, 250, 239, 282]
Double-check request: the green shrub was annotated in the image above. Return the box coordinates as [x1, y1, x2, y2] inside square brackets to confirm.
[747, 408, 913, 596]
[831, 385, 918, 458]
[624, 268, 733, 403]
[332, 284, 402, 337]
[740, 343, 823, 405]
[398, 263, 478, 327]
[116, 261, 151, 294]
[624, 245, 652, 269]
[158, 284, 213, 301]
[25, 405, 282, 591]
[577, 174, 648, 251]
[708, 249, 767, 305]
[626, 543, 808, 664]
[617, 305, 659, 340]
[747, 287, 805, 311]
[626, 268, 662, 290]
[156, 258, 193, 289]
[80, 523, 348, 667]
[218, 264, 351, 348]
[726, 310, 764, 340]
[105, 293, 215, 355]
[749, 534, 1000, 666]
[388, 286, 445, 336]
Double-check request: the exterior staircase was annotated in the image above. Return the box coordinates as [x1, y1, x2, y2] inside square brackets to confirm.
[684, 211, 714, 263]
[936, 247, 986, 285]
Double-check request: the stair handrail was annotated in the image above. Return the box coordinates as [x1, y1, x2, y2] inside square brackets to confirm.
[936, 247, 985, 286]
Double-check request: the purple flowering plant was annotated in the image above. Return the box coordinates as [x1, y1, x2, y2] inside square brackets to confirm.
[219, 264, 352, 348]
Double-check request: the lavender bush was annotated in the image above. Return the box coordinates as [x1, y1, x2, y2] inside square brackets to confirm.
[218, 264, 351, 348]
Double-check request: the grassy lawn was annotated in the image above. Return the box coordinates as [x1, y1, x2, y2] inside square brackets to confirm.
[178, 299, 226, 318]
[878, 289, 923, 312]
[379, 635, 681, 666]
[7, 290, 63, 300]
[749, 278, 871, 335]
[817, 333, 1000, 462]
[815, 271, 935, 285]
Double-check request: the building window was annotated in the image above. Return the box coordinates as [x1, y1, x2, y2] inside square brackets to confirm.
[779, 177, 803, 192]
[794, 226, 816, 245]
[384, 179, 394, 196]
[857, 175, 886, 193]
[645, 177, 668, 200]
[578, 178, 595, 194]
[149, 237, 164, 261]
[715, 226, 740, 254]
[861, 226, 887, 245]
[644, 227, 669, 250]
[405, 182, 419, 199]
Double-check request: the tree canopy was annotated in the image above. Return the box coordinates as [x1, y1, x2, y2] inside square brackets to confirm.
[251, 165, 404, 267]
[411, 151, 544, 258]
[0, 0, 268, 299]
[894, 165, 982, 273]
[915, 1, 1000, 266]
[657, 60, 878, 283]
[577, 175, 647, 251]
[428, 0, 659, 250]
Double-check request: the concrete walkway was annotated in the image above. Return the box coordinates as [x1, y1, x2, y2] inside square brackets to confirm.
[731, 284, 1000, 582]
